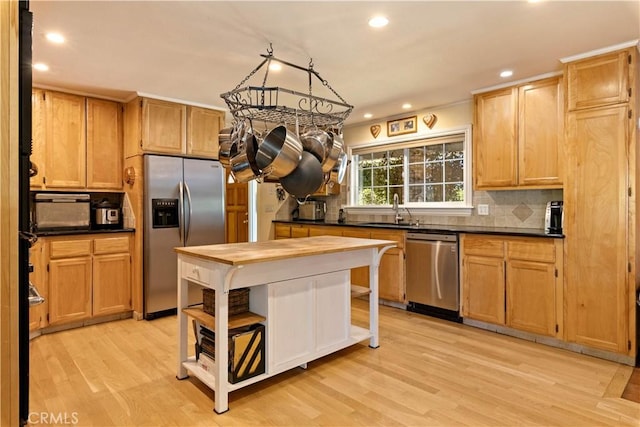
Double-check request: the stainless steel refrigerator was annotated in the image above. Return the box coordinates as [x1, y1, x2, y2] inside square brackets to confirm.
[143, 154, 225, 319]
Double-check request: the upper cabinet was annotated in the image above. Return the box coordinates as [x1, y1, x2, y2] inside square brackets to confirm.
[566, 50, 630, 111]
[124, 97, 224, 159]
[473, 76, 564, 190]
[87, 98, 123, 189]
[30, 89, 123, 191]
[43, 91, 87, 189]
[187, 106, 224, 158]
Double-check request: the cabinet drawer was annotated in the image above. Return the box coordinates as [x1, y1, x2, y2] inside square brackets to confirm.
[462, 235, 504, 258]
[93, 236, 130, 255]
[181, 257, 211, 286]
[49, 239, 92, 259]
[371, 230, 405, 249]
[507, 240, 555, 263]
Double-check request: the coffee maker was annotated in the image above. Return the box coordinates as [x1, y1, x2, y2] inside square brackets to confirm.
[545, 201, 563, 235]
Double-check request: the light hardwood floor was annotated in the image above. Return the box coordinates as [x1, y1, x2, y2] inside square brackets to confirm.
[30, 299, 639, 426]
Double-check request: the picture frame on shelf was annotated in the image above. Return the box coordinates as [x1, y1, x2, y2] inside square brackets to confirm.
[387, 116, 417, 137]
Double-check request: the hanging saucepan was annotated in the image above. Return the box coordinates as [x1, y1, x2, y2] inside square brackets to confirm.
[230, 133, 261, 183]
[255, 125, 303, 178]
[300, 129, 328, 163]
[279, 151, 324, 198]
[321, 131, 344, 173]
[332, 150, 349, 184]
[218, 139, 238, 167]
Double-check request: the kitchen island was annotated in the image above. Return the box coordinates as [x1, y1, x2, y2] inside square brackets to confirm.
[175, 236, 396, 414]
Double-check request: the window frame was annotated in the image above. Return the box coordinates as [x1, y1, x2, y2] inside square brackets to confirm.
[345, 125, 473, 216]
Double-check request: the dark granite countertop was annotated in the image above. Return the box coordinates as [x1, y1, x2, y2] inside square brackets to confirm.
[273, 220, 563, 239]
[35, 228, 135, 237]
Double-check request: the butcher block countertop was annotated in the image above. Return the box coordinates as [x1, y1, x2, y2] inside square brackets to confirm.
[174, 236, 396, 266]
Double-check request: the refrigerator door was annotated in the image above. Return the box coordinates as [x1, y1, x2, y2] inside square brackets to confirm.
[183, 158, 225, 247]
[144, 155, 183, 318]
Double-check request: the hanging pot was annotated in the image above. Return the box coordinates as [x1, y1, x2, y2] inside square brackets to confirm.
[321, 131, 344, 173]
[279, 151, 324, 198]
[255, 125, 303, 178]
[300, 129, 328, 163]
[230, 134, 261, 182]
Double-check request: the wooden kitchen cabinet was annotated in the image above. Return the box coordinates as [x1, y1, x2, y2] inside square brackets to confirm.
[461, 235, 506, 325]
[461, 234, 563, 337]
[473, 76, 563, 190]
[342, 228, 371, 288]
[566, 49, 630, 111]
[92, 236, 132, 316]
[274, 224, 291, 239]
[124, 97, 225, 159]
[48, 245, 93, 325]
[30, 89, 46, 189]
[86, 98, 123, 189]
[142, 98, 186, 154]
[565, 105, 630, 353]
[563, 47, 637, 358]
[40, 234, 133, 328]
[30, 89, 124, 191]
[28, 239, 48, 331]
[290, 225, 310, 238]
[371, 230, 405, 303]
[43, 91, 87, 189]
[187, 106, 224, 158]
[474, 87, 517, 188]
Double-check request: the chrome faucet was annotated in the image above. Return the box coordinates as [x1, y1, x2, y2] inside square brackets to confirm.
[392, 193, 403, 224]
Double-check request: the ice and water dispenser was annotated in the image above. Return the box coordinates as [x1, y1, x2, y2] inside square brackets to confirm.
[152, 199, 179, 228]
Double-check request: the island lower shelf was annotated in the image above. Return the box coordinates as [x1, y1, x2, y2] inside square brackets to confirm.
[181, 324, 372, 392]
[182, 306, 266, 331]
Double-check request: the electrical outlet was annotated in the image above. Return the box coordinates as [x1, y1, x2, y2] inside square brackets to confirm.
[477, 204, 489, 216]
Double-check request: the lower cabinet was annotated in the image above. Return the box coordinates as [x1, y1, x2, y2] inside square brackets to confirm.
[267, 270, 350, 373]
[461, 234, 563, 338]
[29, 239, 48, 331]
[41, 233, 133, 328]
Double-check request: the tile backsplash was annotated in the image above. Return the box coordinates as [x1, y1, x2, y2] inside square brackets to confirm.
[276, 185, 563, 230]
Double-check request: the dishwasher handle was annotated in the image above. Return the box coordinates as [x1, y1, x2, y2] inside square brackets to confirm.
[407, 232, 457, 242]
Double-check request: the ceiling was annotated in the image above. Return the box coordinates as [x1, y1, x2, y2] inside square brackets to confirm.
[30, 1, 640, 126]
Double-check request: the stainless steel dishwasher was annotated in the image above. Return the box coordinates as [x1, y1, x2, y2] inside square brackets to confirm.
[406, 232, 461, 322]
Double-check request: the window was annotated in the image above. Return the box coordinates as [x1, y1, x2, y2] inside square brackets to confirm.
[348, 127, 472, 212]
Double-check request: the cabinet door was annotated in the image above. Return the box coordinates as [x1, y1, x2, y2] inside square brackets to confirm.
[48, 257, 92, 325]
[87, 98, 123, 189]
[30, 89, 46, 188]
[343, 229, 371, 287]
[566, 50, 630, 111]
[187, 106, 223, 158]
[226, 171, 249, 243]
[268, 278, 314, 372]
[274, 224, 291, 239]
[565, 105, 629, 353]
[93, 253, 131, 316]
[378, 248, 405, 302]
[308, 226, 342, 237]
[462, 255, 505, 324]
[142, 98, 186, 154]
[290, 226, 309, 238]
[29, 239, 47, 330]
[44, 91, 86, 189]
[518, 77, 563, 187]
[506, 260, 556, 336]
[474, 87, 517, 189]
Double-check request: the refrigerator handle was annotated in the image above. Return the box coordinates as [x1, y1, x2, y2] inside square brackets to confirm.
[184, 181, 193, 244]
[179, 181, 185, 246]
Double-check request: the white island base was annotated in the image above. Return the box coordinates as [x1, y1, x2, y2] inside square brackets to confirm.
[175, 236, 395, 414]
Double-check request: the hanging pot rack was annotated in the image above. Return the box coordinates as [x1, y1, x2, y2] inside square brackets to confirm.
[220, 46, 353, 129]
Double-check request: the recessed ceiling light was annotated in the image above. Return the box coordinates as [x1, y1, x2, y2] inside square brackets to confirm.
[363, 113, 373, 119]
[45, 32, 65, 44]
[269, 62, 282, 72]
[368, 16, 389, 28]
[500, 70, 513, 78]
[33, 63, 49, 71]
[402, 103, 412, 109]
